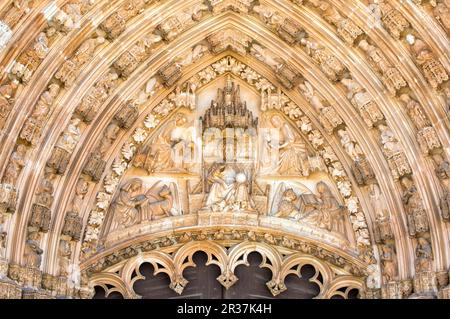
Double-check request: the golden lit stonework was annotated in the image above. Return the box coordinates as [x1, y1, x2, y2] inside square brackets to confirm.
[0, 0, 448, 300]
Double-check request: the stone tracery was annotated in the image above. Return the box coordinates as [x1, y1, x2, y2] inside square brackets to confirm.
[0, 0, 448, 299]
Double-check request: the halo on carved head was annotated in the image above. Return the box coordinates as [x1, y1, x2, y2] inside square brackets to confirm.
[316, 181, 330, 194]
[121, 178, 143, 192]
[270, 114, 283, 126]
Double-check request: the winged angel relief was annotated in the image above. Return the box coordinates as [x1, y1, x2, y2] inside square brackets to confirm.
[102, 77, 352, 242]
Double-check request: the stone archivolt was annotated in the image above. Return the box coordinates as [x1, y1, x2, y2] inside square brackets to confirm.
[0, 0, 448, 299]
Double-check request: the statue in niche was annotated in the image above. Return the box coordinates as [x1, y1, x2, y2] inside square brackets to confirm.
[338, 129, 363, 160]
[432, 153, 450, 180]
[56, 118, 82, 152]
[401, 177, 429, 236]
[140, 113, 194, 173]
[20, 83, 60, 145]
[440, 180, 450, 220]
[415, 237, 433, 273]
[380, 244, 398, 283]
[58, 240, 72, 277]
[369, 184, 393, 243]
[205, 165, 254, 212]
[2, 144, 27, 186]
[24, 237, 43, 269]
[261, 114, 310, 176]
[83, 123, 120, 181]
[0, 79, 19, 129]
[72, 178, 89, 213]
[0, 217, 6, 258]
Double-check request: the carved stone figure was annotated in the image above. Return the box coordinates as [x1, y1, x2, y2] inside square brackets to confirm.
[262, 114, 309, 176]
[56, 118, 82, 152]
[250, 44, 283, 71]
[140, 185, 175, 221]
[209, 0, 254, 14]
[399, 94, 430, 129]
[142, 114, 193, 172]
[100, 0, 147, 39]
[157, 5, 208, 41]
[352, 157, 375, 186]
[176, 44, 209, 68]
[338, 129, 363, 160]
[379, 125, 401, 156]
[108, 179, 150, 231]
[47, 118, 82, 174]
[51, 0, 94, 32]
[369, 184, 393, 243]
[76, 71, 119, 122]
[309, 0, 363, 44]
[205, 165, 254, 212]
[409, 37, 448, 89]
[300, 81, 342, 133]
[2, 144, 27, 186]
[0, 79, 19, 129]
[113, 101, 139, 129]
[432, 153, 450, 180]
[380, 244, 398, 283]
[13, 29, 55, 82]
[20, 83, 60, 145]
[62, 211, 83, 241]
[83, 123, 120, 181]
[55, 35, 105, 86]
[341, 78, 384, 127]
[114, 34, 162, 77]
[440, 181, 450, 220]
[379, 125, 411, 179]
[24, 238, 43, 269]
[58, 240, 72, 277]
[72, 178, 89, 214]
[299, 182, 344, 233]
[302, 39, 346, 81]
[377, 0, 410, 39]
[0, 144, 27, 213]
[401, 177, 429, 237]
[29, 170, 55, 233]
[417, 126, 441, 155]
[253, 5, 306, 44]
[1, 0, 31, 28]
[0, 229, 6, 259]
[415, 237, 433, 272]
[207, 29, 252, 55]
[274, 188, 300, 219]
[433, 1, 450, 31]
[358, 40, 406, 95]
